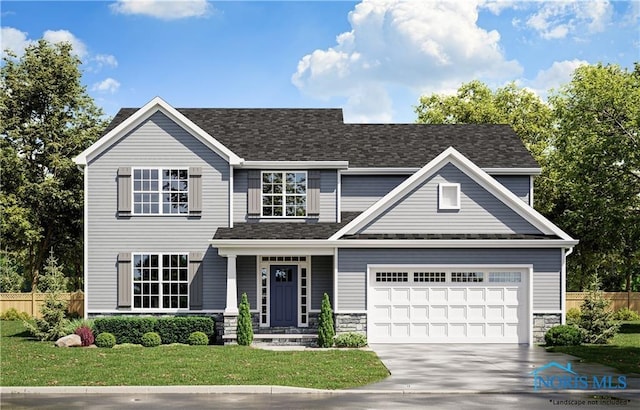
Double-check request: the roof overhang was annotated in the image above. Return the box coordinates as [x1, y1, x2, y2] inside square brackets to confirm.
[239, 161, 349, 170]
[342, 167, 542, 175]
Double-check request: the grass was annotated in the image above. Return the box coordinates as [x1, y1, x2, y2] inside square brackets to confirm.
[0, 321, 389, 389]
[548, 321, 640, 375]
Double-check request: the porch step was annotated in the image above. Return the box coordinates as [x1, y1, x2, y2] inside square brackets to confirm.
[223, 333, 318, 347]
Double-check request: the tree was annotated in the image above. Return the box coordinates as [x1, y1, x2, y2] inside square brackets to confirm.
[36, 249, 69, 293]
[547, 63, 640, 291]
[237, 292, 254, 346]
[0, 252, 24, 292]
[317, 293, 335, 348]
[0, 40, 108, 290]
[578, 274, 620, 344]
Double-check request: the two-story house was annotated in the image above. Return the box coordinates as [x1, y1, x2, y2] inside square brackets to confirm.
[74, 97, 577, 345]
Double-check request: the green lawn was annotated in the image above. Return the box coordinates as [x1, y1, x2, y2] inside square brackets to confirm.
[0, 321, 389, 389]
[548, 321, 640, 375]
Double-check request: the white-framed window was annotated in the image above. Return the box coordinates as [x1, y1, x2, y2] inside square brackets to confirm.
[133, 168, 188, 214]
[133, 253, 189, 309]
[261, 171, 307, 217]
[376, 272, 409, 282]
[438, 183, 460, 210]
[451, 271, 484, 283]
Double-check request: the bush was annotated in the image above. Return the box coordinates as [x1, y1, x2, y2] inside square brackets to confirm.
[0, 308, 31, 321]
[579, 274, 620, 344]
[141, 332, 161, 347]
[23, 293, 69, 341]
[95, 332, 116, 348]
[318, 293, 335, 348]
[62, 318, 94, 335]
[566, 308, 581, 326]
[94, 317, 157, 344]
[237, 293, 253, 346]
[613, 307, 640, 321]
[187, 331, 209, 346]
[545, 325, 583, 346]
[334, 332, 367, 348]
[155, 316, 215, 344]
[75, 325, 95, 346]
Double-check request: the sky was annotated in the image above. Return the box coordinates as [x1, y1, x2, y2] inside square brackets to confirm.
[1, 0, 638, 123]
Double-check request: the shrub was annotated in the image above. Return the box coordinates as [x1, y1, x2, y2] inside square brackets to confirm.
[579, 274, 620, 344]
[566, 308, 581, 326]
[75, 325, 95, 346]
[62, 318, 94, 335]
[318, 293, 335, 348]
[187, 331, 209, 346]
[545, 325, 583, 346]
[94, 317, 157, 344]
[155, 316, 215, 344]
[0, 254, 24, 293]
[95, 332, 116, 348]
[334, 332, 367, 348]
[0, 308, 31, 321]
[237, 293, 253, 346]
[141, 332, 161, 347]
[613, 307, 640, 321]
[23, 293, 69, 341]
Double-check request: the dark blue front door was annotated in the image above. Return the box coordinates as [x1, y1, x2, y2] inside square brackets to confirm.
[270, 265, 297, 326]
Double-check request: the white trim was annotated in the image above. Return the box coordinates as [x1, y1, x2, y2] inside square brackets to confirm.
[224, 255, 239, 315]
[438, 183, 460, 210]
[73, 97, 243, 166]
[333, 247, 339, 312]
[131, 167, 189, 215]
[261, 170, 308, 218]
[329, 147, 576, 241]
[257, 257, 270, 327]
[561, 247, 574, 324]
[240, 161, 348, 169]
[87, 309, 224, 314]
[530, 175, 534, 207]
[483, 168, 542, 175]
[532, 310, 563, 314]
[334, 310, 368, 314]
[336, 170, 341, 223]
[229, 164, 234, 228]
[342, 167, 542, 175]
[83, 165, 89, 319]
[130, 252, 189, 311]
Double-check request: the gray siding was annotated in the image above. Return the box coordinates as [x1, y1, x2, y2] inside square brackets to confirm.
[237, 255, 257, 308]
[341, 175, 407, 212]
[86, 111, 229, 311]
[337, 272, 366, 311]
[337, 248, 562, 311]
[359, 164, 541, 235]
[311, 256, 333, 310]
[233, 169, 337, 222]
[533, 272, 560, 311]
[493, 175, 531, 205]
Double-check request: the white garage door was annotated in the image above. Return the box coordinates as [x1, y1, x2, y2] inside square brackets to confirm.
[368, 267, 529, 344]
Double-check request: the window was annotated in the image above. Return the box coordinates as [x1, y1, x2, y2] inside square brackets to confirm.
[133, 253, 188, 309]
[414, 272, 446, 282]
[262, 171, 307, 217]
[451, 271, 484, 283]
[439, 183, 460, 210]
[133, 168, 188, 214]
[489, 272, 522, 283]
[376, 272, 408, 282]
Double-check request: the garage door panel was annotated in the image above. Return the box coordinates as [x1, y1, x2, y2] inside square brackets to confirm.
[430, 305, 447, 320]
[468, 323, 484, 338]
[448, 305, 466, 321]
[449, 288, 466, 303]
[486, 305, 504, 320]
[467, 305, 485, 321]
[373, 305, 391, 320]
[392, 305, 410, 321]
[504, 288, 519, 303]
[467, 288, 485, 303]
[392, 288, 411, 303]
[430, 288, 447, 303]
[372, 288, 392, 303]
[393, 323, 410, 337]
[504, 305, 519, 321]
[412, 305, 429, 321]
[486, 323, 504, 337]
[430, 323, 447, 337]
[411, 288, 429, 301]
[411, 323, 429, 337]
[486, 288, 504, 302]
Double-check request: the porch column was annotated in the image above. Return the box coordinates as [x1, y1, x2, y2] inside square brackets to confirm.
[224, 255, 239, 315]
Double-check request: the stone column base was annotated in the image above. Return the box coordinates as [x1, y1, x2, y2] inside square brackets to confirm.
[335, 313, 367, 335]
[533, 313, 561, 343]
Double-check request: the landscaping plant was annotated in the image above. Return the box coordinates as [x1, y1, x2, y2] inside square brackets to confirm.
[613, 307, 640, 321]
[0, 308, 31, 321]
[566, 307, 581, 326]
[544, 325, 582, 346]
[237, 292, 253, 346]
[334, 332, 367, 348]
[318, 293, 335, 348]
[187, 331, 209, 346]
[94, 332, 116, 348]
[141, 332, 162, 347]
[23, 292, 69, 341]
[75, 325, 95, 346]
[579, 274, 620, 344]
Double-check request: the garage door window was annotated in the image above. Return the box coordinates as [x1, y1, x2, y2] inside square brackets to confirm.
[489, 272, 522, 282]
[414, 272, 446, 282]
[376, 272, 408, 282]
[451, 271, 484, 282]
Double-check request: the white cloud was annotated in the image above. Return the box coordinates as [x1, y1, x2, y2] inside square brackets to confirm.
[525, 1, 612, 40]
[110, 0, 212, 20]
[526, 59, 588, 99]
[92, 78, 121, 93]
[292, 0, 522, 122]
[94, 54, 118, 68]
[1, 27, 33, 57]
[43, 29, 88, 58]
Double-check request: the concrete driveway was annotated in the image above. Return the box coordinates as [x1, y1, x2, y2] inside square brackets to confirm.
[364, 344, 638, 393]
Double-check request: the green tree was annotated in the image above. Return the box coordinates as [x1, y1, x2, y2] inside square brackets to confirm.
[237, 292, 254, 346]
[36, 250, 69, 293]
[317, 293, 335, 348]
[578, 274, 620, 344]
[0, 252, 25, 292]
[0, 40, 108, 290]
[547, 63, 640, 291]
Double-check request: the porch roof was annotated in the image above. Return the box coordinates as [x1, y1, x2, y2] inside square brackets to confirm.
[340, 233, 561, 240]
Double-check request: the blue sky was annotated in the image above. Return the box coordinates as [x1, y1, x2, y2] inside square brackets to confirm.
[1, 0, 638, 122]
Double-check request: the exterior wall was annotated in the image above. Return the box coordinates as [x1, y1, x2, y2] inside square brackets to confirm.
[335, 313, 367, 335]
[86, 112, 229, 311]
[493, 175, 531, 205]
[311, 255, 333, 310]
[237, 255, 257, 308]
[336, 248, 562, 311]
[233, 169, 337, 222]
[533, 313, 561, 343]
[341, 175, 407, 212]
[358, 163, 542, 235]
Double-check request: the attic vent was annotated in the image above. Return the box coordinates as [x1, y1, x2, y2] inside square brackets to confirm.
[438, 183, 460, 210]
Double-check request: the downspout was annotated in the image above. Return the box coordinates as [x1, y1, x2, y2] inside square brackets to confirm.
[561, 247, 574, 324]
[77, 164, 88, 320]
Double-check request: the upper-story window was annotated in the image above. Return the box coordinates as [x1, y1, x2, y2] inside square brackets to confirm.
[262, 171, 307, 217]
[133, 168, 188, 214]
[438, 183, 460, 210]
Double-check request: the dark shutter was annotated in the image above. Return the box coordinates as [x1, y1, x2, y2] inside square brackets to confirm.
[307, 170, 320, 217]
[247, 170, 261, 217]
[117, 167, 132, 215]
[189, 167, 202, 214]
[189, 252, 204, 310]
[117, 252, 132, 308]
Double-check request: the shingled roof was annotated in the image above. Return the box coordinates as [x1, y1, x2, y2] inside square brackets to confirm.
[104, 108, 539, 169]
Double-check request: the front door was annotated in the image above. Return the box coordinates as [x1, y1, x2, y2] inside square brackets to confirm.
[270, 265, 298, 326]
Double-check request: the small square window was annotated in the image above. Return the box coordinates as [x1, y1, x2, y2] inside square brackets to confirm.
[439, 183, 460, 210]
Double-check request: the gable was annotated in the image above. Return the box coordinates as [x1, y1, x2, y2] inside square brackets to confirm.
[356, 163, 542, 235]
